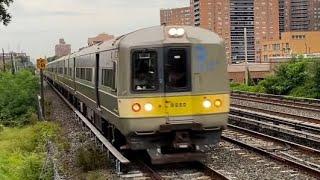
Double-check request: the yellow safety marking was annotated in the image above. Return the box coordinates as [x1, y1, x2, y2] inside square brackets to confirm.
[118, 93, 230, 118]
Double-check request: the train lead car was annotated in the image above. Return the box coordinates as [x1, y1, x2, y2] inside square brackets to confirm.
[45, 25, 230, 164]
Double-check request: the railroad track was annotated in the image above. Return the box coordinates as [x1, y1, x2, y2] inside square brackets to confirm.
[47, 80, 230, 180]
[231, 91, 320, 113]
[230, 91, 320, 149]
[231, 104, 320, 125]
[222, 124, 320, 178]
[228, 111, 320, 149]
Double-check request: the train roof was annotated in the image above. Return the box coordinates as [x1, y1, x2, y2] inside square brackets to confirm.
[48, 25, 224, 64]
[119, 25, 224, 48]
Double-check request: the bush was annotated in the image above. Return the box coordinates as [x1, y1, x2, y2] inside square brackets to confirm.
[230, 82, 265, 93]
[259, 60, 308, 95]
[0, 70, 38, 126]
[76, 144, 108, 172]
[231, 58, 320, 99]
[0, 122, 58, 179]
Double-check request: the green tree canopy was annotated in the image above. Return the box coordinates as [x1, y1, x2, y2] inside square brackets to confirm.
[0, 0, 13, 26]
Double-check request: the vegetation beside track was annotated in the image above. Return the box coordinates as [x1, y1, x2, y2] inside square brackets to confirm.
[0, 70, 61, 179]
[0, 70, 39, 126]
[0, 122, 58, 180]
[231, 57, 320, 99]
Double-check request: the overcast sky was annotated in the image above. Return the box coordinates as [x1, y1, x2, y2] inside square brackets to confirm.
[0, 0, 189, 61]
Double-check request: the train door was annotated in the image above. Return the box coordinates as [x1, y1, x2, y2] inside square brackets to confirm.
[163, 47, 192, 122]
[73, 58, 76, 91]
[95, 53, 101, 107]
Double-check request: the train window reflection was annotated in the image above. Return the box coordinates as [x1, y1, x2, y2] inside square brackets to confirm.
[165, 49, 188, 91]
[132, 51, 158, 91]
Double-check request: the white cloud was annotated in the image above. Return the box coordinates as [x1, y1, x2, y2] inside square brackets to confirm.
[0, 0, 189, 60]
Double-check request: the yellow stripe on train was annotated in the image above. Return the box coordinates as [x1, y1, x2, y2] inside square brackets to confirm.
[118, 94, 230, 118]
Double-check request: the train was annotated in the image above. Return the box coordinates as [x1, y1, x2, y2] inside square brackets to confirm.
[44, 25, 230, 164]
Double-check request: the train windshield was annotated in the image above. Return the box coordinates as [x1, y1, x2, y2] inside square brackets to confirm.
[132, 51, 158, 91]
[165, 48, 189, 91]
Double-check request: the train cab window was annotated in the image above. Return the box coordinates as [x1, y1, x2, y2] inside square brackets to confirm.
[165, 48, 189, 91]
[132, 51, 158, 91]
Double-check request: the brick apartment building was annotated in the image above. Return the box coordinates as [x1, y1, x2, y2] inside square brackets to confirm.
[55, 38, 71, 57]
[190, 0, 231, 62]
[160, 7, 192, 26]
[163, 0, 279, 64]
[279, 0, 320, 33]
[88, 33, 114, 46]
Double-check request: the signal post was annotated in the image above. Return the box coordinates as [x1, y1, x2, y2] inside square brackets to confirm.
[37, 58, 47, 119]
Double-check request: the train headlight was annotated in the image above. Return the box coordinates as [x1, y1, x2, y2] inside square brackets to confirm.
[214, 99, 222, 107]
[202, 100, 212, 109]
[176, 28, 185, 36]
[168, 28, 185, 37]
[144, 103, 153, 112]
[132, 103, 141, 112]
[168, 28, 178, 36]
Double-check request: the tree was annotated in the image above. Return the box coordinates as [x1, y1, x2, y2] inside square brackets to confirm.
[0, 0, 13, 26]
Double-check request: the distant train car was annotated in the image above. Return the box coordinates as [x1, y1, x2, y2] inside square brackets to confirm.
[45, 25, 230, 164]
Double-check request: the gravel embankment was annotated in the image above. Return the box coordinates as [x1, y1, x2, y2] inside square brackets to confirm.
[44, 83, 118, 180]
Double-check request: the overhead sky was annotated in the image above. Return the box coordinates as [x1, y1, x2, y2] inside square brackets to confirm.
[0, 0, 189, 61]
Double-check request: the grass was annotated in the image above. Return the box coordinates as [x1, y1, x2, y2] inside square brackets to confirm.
[0, 122, 58, 180]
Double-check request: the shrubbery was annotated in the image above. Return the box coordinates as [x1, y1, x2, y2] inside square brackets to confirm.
[231, 58, 320, 99]
[0, 70, 38, 126]
[0, 122, 58, 179]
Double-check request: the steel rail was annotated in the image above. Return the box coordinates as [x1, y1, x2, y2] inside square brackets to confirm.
[231, 104, 320, 125]
[193, 162, 230, 180]
[222, 135, 320, 177]
[231, 95, 320, 113]
[232, 91, 320, 105]
[230, 107, 320, 134]
[229, 114, 320, 143]
[227, 124, 320, 154]
[135, 160, 163, 180]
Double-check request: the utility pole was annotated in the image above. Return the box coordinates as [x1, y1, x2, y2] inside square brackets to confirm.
[2, 48, 5, 72]
[244, 28, 249, 85]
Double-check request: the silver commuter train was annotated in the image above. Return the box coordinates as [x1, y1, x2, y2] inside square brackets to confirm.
[45, 25, 230, 164]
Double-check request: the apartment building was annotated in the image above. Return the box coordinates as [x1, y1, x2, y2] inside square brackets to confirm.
[261, 31, 320, 62]
[160, 7, 192, 26]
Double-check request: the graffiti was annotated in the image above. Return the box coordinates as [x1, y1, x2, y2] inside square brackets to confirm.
[195, 45, 220, 73]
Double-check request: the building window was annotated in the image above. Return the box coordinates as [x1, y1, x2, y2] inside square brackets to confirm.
[263, 45, 268, 51]
[264, 55, 268, 62]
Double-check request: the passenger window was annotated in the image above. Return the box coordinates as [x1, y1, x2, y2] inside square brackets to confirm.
[76, 68, 80, 78]
[165, 49, 188, 90]
[85, 68, 92, 81]
[80, 68, 85, 79]
[132, 51, 158, 91]
[102, 69, 114, 88]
